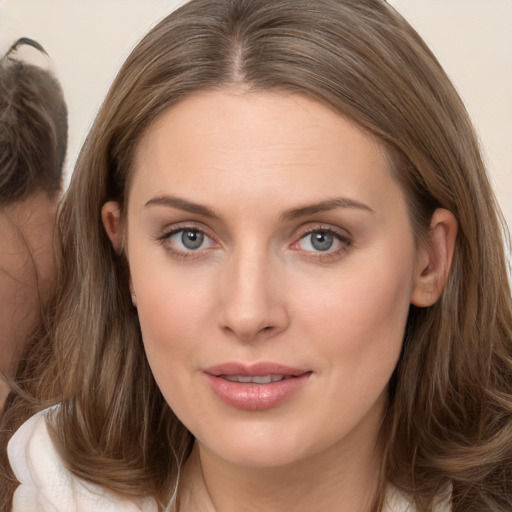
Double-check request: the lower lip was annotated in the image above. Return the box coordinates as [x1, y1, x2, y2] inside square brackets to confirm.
[205, 373, 311, 410]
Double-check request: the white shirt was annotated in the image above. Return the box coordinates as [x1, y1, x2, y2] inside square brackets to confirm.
[8, 408, 157, 511]
[8, 408, 450, 511]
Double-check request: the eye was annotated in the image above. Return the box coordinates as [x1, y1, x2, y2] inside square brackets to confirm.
[172, 229, 206, 250]
[301, 231, 335, 251]
[296, 229, 350, 254]
[161, 227, 217, 254]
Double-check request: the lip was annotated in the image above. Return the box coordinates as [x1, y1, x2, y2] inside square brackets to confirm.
[204, 362, 312, 411]
[205, 362, 308, 377]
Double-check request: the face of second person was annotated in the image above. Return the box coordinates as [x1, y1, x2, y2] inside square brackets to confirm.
[124, 90, 424, 469]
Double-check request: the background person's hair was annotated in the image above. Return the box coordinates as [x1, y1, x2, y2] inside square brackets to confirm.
[0, 38, 68, 205]
[1, 1, 511, 511]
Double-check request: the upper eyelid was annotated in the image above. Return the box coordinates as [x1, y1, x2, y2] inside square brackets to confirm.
[295, 230, 351, 247]
[294, 223, 352, 240]
[159, 222, 216, 239]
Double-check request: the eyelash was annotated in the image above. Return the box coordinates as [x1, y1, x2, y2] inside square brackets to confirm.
[157, 224, 218, 260]
[156, 224, 352, 262]
[292, 226, 352, 262]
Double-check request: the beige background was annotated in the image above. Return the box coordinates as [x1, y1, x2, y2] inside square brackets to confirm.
[1, 0, 511, 232]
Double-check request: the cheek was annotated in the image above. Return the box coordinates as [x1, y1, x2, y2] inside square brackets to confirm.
[129, 252, 216, 375]
[294, 246, 415, 382]
[300, 255, 413, 333]
[286, 255, 414, 447]
[132, 270, 212, 417]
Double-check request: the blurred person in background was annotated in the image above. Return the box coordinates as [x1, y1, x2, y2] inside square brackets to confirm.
[0, 38, 67, 415]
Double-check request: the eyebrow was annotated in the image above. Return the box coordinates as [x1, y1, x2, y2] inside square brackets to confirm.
[145, 195, 219, 218]
[144, 195, 374, 220]
[280, 197, 374, 221]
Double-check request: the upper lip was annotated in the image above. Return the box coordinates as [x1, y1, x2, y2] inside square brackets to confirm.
[204, 362, 309, 377]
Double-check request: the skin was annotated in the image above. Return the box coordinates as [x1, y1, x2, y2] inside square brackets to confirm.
[103, 89, 457, 512]
[0, 191, 58, 413]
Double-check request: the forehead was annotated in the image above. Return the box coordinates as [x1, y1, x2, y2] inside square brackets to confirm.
[130, 89, 398, 213]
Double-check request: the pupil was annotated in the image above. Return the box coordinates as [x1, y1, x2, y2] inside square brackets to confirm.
[182, 230, 204, 249]
[311, 232, 333, 251]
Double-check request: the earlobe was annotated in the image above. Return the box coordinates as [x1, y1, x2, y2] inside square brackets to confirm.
[129, 277, 137, 307]
[411, 208, 458, 307]
[101, 201, 123, 254]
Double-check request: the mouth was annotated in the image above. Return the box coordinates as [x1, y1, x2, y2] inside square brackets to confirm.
[204, 362, 312, 410]
[204, 361, 308, 378]
[220, 374, 297, 384]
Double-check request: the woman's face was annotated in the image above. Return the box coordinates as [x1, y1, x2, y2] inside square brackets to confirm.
[118, 90, 430, 468]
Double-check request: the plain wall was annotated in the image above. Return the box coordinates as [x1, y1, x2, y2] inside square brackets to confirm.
[1, 0, 511, 230]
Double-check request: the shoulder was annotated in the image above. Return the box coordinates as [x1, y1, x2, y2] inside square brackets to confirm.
[384, 485, 452, 512]
[7, 407, 157, 512]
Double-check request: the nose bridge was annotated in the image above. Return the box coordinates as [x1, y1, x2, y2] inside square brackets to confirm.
[219, 241, 287, 340]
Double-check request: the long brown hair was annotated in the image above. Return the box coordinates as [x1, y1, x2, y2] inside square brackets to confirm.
[1, 1, 511, 511]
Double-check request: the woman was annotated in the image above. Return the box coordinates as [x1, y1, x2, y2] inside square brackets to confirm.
[1, 1, 511, 511]
[0, 39, 68, 414]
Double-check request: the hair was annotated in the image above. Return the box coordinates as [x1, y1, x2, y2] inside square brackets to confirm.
[0, 38, 68, 205]
[1, 1, 511, 511]
[0, 37, 68, 509]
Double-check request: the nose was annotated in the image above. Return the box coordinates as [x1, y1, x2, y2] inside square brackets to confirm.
[218, 247, 289, 341]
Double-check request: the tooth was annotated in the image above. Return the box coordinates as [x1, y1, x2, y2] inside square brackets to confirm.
[252, 375, 272, 384]
[222, 375, 287, 384]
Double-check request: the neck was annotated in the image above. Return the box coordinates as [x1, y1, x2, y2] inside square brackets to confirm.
[179, 413, 384, 512]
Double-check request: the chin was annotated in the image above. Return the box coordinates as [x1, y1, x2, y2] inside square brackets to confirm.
[191, 416, 345, 470]
[204, 439, 308, 469]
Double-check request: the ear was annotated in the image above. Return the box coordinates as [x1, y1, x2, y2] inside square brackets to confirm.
[129, 277, 137, 307]
[101, 201, 123, 254]
[411, 208, 458, 307]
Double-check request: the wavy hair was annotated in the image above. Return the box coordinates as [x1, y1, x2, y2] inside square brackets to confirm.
[1, 1, 511, 511]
